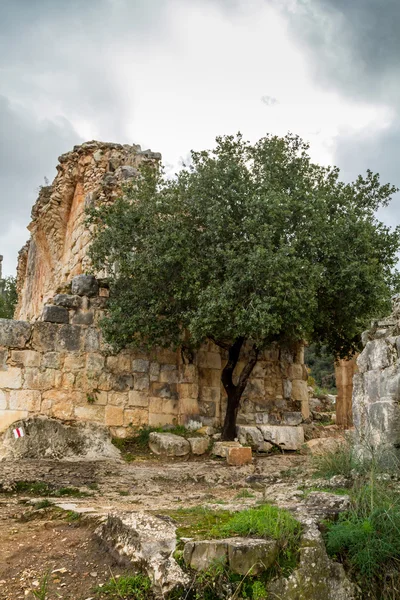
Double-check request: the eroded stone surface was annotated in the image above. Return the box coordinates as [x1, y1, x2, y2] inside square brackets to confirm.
[149, 432, 190, 456]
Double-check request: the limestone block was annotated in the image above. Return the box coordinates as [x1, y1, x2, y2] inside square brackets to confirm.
[149, 362, 160, 381]
[243, 378, 264, 400]
[0, 367, 22, 389]
[283, 379, 292, 399]
[179, 364, 197, 383]
[156, 348, 178, 363]
[42, 305, 69, 324]
[199, 400, 216, 417]
[227, 538, 278, 574]
[288, 363, 304, 380]
[149, 413, 178, 427]
[149, 397, 179, 415]
[0, 319, 31, 348]
[23, 367, 55, 391]
[71, 274, 99, 297]
[132, 359, 150, 372]
[212, 441, 242, 458]
[179, 383, 199, 399]
[56, 325, 82, 352]
[227, 446, 252, 466]
[72, 310, 94, 326]
[105, 405, 124, 426]
[10, 350, 40, 368]
[128, 390, 149, 408]
[179, 396, 200, 417]
[134, 373, 150, 391]
[86, 353, 105, 375]
[53, 294, 82, 309]
[61, 372, 75, 388]
[258, 425, 305, 450]
[95, 391, 108, 405]
[159, 365, 179, 384]
[31, 323, 58, 353]
[9, 390, 41, 412]
[291, 379, 309, 402]
[149, 432, 190, 456]
[198, 368, 221, 387]
[108, 392, 129, 407]
[0, 390, 7, 409]
[85, 328, 100, 352]
[0, 348, 8, 370]
[64, 353, 85, 371]
[188, 437, 209, 455]
[74, 405, 105, 423]
[124, 408, 148, 427]
[0, 409, 28, 432]
[282, 412, 303, 426]
[184, 540, 228, 571]
[306, 437, 345, 455]
[236, 425, 264, 450]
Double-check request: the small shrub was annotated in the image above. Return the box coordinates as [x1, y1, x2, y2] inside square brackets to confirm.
[34, 499, 52, 510]
[312, 443, 360, 479]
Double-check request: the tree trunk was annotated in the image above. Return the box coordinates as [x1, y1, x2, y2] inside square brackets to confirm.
[221, 338, 259, 441]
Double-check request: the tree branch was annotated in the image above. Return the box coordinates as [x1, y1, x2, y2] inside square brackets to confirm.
[221, 337, 244, 395]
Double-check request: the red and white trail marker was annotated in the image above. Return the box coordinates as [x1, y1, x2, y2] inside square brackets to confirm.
[13, 427, 24, 439]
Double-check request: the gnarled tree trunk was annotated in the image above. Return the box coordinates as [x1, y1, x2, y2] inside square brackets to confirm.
[220, 338, 259, 440]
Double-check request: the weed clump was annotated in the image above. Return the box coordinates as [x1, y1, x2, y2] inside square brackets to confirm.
[99, 573, 152, 599]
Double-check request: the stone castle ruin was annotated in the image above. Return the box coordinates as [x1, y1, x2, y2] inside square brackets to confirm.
[0, 141, 309, 442]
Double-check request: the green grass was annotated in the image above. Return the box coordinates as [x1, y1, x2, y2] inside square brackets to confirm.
[325, 482, 400, 595]
[211, 504, 301, 546]
[97, 573, 152, 599]
[312, 443, 360, 479]
[34, 499, 53, 510]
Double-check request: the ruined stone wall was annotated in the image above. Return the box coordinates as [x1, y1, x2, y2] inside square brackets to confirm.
[0, 141, 309, 436]
[0, 274, 308, 436]
[353, 298, 400, 453]
[15, 141, 160, 322]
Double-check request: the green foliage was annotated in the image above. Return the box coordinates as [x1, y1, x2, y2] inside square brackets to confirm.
[235, 489, 255, 499]
[88, 133, 399, 360]
[33, 499, 52, 510]
[87, 393, 96, 404]
[0, 276, 17, 319]
[325, 481, 400, 597]
[11, 481, 90, 497]
[305, 344, 337, 392]
[99, 573, 152, 599]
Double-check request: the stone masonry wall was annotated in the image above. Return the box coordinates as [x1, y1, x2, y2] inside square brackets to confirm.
[0, 275, 309, 436]
[1, 141, 309, 436]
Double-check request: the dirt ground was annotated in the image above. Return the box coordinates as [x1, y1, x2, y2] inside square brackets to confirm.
[0, 454, 310, 600]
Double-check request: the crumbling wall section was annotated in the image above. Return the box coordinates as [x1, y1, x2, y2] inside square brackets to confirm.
[15, 141, 161, 322]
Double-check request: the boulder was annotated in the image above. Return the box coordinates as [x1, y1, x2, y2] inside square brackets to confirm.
[236, 425, 264, 450]
[258, 425, 304, 450]
[148, 432, 190, 456]
[0, 417, 121, 461]
[53, 294, 83, 309]
[71, 274, 99, 297]
[96, 511, 188, 596]
[188, 437, 209, 455]
[226, 446, 252, 466]
[184, 537, 278, 575]
[212, 440, 242, 458]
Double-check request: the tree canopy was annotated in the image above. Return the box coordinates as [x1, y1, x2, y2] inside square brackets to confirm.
[88, 133, 400, 439]
[0, 276, 17, 319]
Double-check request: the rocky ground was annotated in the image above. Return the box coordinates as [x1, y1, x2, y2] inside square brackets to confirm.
[0, 452, 320, 600]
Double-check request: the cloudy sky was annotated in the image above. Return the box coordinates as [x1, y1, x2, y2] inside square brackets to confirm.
[1, 0, 399, 276]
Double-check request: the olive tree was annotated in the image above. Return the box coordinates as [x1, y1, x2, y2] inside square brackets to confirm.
[88, 134, 399, 440]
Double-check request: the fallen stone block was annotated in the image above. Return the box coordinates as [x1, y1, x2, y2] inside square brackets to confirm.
[188, 437, 209, 455]
[0, 416, 121, 461]
[148, 432, 190, 456]
[212, 440, 242, 458]
[97, 511, 188, 596]
[258, 425, 304, 450]
[227, 537, 278, 574]
[236, 425, 273, 453]
[184, 537, 278, 575]
[227, 446, 252, 466]
[183, 539, 228, 571]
